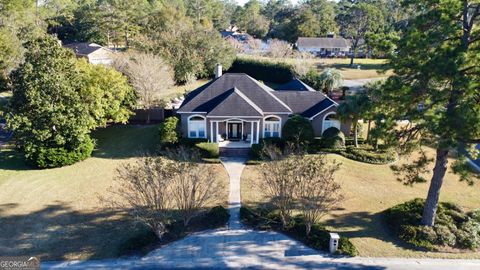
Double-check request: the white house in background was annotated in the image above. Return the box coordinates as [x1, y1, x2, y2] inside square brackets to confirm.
[296, 36, 351, 57]
[63, 42, 112, 65]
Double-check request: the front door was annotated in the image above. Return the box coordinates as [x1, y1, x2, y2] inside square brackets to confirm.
[228, 123, 242, 140]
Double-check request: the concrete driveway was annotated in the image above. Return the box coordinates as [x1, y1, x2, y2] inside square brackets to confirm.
[43, 156, 480, 269]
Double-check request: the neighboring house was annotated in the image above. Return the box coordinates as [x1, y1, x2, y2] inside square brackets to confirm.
[63, 42, 112, 65]
[177, 65, 350, 145]
[296, 37, 351, 57]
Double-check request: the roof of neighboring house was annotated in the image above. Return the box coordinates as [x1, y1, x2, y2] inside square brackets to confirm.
[63, 42, 109, 56]
[272, 91, 336, 118]
[296, 37, 351, 49]
[275, 78, 316, 92]
[178, 73, 291, 114]
[179, 73, 338, 119]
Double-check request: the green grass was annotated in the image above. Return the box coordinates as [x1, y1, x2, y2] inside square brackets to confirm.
[0, 124, 229, 260]
[241, 148, 480, 259]
[237, 54, 392, 80]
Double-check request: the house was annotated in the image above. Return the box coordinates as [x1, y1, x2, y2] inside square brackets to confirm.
[63, 42, 112, 65]
[296, 36, 351, 57]
[177, 65, 350, 145]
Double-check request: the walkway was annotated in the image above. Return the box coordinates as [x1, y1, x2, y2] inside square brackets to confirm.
[43, 156, 480, 269]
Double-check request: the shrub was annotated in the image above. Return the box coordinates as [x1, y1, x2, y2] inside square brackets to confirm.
[206, 206, 230, 227]
[116, 225, 158, 256]
[195, 142, 219, 158]
[158, 116, 179, 145]
[434, 225, 456, 246]
[338, 237, 359, 256]
[282, 115, 314, 144]
[250, 138, 286, 159]
[250, 144, 263, 159]
[228, 58, 295, 84]
[385, 199, 480, 251]
[27, 138, 95, 168]
[341, 146, 397, 164]
[179, 138, 208, 147]
[322, 127, 345, 149]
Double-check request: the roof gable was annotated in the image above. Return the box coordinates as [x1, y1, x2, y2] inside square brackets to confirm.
[178, 73, 291, 113]
[207, 88, 263, 117]
[273, 91, 337, 118]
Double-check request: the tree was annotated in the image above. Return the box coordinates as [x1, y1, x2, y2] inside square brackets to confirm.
[337, 2, 384, 66]
[138, 8, 235, 84]
[318, 68, 342, 96]
[76, 59, 136, 126]
[295, 155, 342, 236]
[7, 35, 93, 167]
[258, 150, 301, 228]
[113, 52, 174, 123]
[258, 147, 343, 234]
[337, 92, 371, 148]
[0, 27, 23, 91]
[375, 0, 480, 226]
[167, 147, 224, 226]
[233, 0, 269, 38]
[7, 35, 134, 167]
[111, 155, 176, 239]
[266, 39, 292, 58]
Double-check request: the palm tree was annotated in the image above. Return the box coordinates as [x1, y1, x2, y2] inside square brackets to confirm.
[337, 92, 371, 147]
[318, 68, 342, 96]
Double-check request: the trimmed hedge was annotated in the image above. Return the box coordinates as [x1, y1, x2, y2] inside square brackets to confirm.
[340, 146, 397, 164]
[206, 206, 230, 227]
[240, 206, 358, 256]
[321, 127, 346, 149]
[282, 115, 314, 144]
[385, 199, 480, 251]
[228, 58, 295, 84]
[195, 142, 219, 158]
[27, 137, 95, 168]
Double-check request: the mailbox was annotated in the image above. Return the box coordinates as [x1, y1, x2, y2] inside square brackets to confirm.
[329, 233, 340, 253]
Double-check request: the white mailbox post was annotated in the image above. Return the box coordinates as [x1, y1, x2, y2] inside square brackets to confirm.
[329, 233, 340, 253]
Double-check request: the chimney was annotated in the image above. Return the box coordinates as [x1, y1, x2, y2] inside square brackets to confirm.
[214, 63, 222, 78]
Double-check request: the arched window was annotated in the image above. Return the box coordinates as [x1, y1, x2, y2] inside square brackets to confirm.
[322, 112, 341, 134]
[188, 115, 206, 138]
[264, 116, 281, 138]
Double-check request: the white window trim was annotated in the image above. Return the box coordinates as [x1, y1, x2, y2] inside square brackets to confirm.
[322, 112, 341, 134]
[187, 114, 207, 139]
[262, 115, 282, 138]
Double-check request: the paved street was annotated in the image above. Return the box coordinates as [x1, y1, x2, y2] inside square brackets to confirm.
[43, 155, 480, 270]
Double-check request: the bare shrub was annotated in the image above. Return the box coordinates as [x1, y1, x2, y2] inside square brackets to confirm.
[258, 147, 342, 233]
[109, 155, 178, 239]
[267, 39, 293, 58]
[295, 155, 342, 236]
[113, 52, 174, 123]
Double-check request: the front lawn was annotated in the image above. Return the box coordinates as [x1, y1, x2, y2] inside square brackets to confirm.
[241, 148, 480, 258]
[237, 54, 392, 80]
[0, 124, 229, 260]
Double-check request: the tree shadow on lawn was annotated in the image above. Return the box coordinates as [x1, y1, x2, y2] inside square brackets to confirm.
[0, 147, 30, 171]
[0, 202, 139, 261]
[323, 210, 428, 253]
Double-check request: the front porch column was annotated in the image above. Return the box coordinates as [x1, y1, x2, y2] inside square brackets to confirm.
[250, 121, 254, 146]
[256, 121, 260, 144]
[216, 121, 219, 143]
[210, 120, 213, 143]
